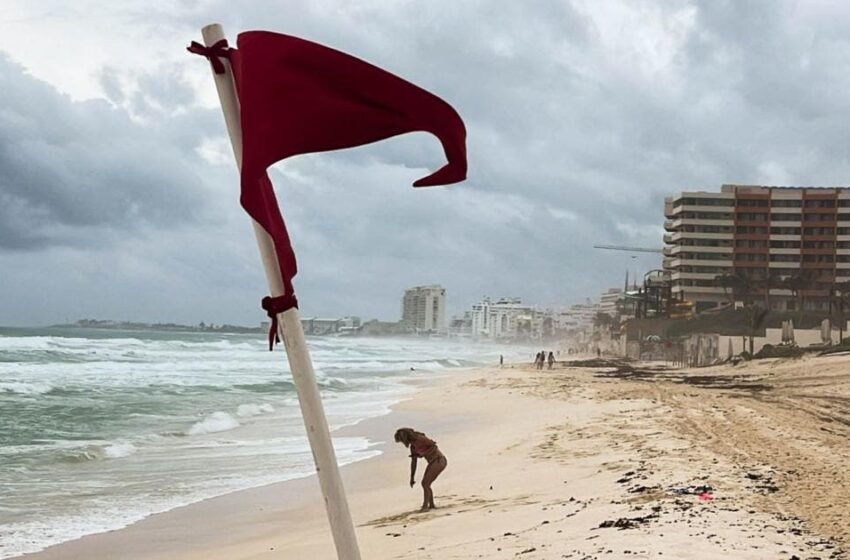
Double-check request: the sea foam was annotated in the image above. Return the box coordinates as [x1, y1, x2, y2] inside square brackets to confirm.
[187, 412, 240, 435]
[0, 382, 52, 395]
[103, 442, 138, 459]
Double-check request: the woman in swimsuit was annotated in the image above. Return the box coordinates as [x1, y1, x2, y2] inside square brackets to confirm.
[394, 427, 447, 511]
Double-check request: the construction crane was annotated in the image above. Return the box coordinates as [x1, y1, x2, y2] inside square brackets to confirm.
[593, 244, 663, 254]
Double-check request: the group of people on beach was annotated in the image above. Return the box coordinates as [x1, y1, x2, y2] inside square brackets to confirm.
[534, 350, 556, 370]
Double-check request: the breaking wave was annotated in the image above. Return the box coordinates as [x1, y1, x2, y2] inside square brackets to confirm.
[186, 412, 240, 435]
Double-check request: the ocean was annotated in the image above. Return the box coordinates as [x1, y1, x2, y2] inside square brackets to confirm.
[0, 327, 521, 558]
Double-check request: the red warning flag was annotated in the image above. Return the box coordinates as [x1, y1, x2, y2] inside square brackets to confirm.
[189, 31, 466, 347]
[201, 32, 466, 292]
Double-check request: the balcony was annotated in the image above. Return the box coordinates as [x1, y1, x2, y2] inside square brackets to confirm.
[671, 271, 722, 281]
[680, 244, 733, 253]
[664, 219, 677, 231]
[673, 231, 733, 240]
[674, 259, 734, 268]
[671, 285, 727, 295]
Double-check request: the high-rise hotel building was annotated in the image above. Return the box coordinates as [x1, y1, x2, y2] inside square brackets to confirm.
[663, 184, 850, 313]
[401, 285, 447, 333]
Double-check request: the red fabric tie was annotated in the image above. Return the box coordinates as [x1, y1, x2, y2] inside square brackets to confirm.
[261, 294, 299, 351]
[186, 39, 230, 74]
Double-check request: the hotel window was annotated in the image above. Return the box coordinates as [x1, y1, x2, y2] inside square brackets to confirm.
[770, 213, 802, 221]
[736, 212, 768, 221]
[770, 254, 800, 262]
[771, 199, 802, 207]
[735, 226, 768, 234]
[736, 253, 767, 261]
[803, 213, 835, 222]
[803, 228, 835, 235]
[736, 199, 769, 207]
[694, 198, 734, 206]
[804, 199, 836, 208]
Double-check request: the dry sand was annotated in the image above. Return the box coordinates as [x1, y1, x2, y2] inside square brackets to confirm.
[22, 353, 850, 560]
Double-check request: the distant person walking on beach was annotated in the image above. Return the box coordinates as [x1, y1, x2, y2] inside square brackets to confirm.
[547, 351, 555, 370]
[534, 352, 542, 369]
[539, 350, 546, 370]
[394, 428, 447, 511]
[499, 354, 504, 368]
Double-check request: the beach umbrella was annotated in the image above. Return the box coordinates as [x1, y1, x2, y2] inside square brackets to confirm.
[188, 24, 467, 560]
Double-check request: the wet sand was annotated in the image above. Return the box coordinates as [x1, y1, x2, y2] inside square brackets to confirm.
[21, 354, 850, 559]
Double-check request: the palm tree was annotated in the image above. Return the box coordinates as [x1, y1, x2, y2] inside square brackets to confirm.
[714, 270, 756, 305]
[715, 271, 763, 353]
[742, 302, 768, 355]
[761, 270, 782, 312]
[834, 281, 850, 343]
[783, 271, 813, 315]
[715, 272, 739, 305]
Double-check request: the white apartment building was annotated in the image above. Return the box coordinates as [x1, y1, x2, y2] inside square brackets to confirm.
[401, 285, 446, 333]
[469, 297, 533, 339]
[664, 184, 850, 312]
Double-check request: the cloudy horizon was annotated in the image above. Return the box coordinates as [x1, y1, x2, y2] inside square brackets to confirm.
[4, 1, 850, 327]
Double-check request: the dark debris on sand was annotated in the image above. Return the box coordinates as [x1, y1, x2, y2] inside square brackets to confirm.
[597, 513, 659, 530]
[566, 358, 774, 392]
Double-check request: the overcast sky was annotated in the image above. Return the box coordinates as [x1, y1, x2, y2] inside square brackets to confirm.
[3, 1, 850, 326]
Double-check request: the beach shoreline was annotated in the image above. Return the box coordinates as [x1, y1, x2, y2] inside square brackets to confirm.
[14, 369, 471, 560]
[1, 330, 520, 560]
[19, 356, 850, 560]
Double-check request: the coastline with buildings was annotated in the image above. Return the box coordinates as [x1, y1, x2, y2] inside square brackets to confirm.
[9, 7, 850, 559]
[12, 185, 850, 560]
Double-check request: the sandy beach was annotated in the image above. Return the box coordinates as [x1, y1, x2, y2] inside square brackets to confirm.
[22, 353, 850, 560]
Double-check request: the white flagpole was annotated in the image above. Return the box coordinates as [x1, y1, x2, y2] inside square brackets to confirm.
[199, 23, 362, 560]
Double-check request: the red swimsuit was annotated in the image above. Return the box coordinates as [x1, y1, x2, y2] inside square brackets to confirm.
[411, 435, 440, 463]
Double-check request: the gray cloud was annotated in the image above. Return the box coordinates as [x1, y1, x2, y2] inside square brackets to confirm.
[6, 1, 850, 325]
[0, 54, 213, 250]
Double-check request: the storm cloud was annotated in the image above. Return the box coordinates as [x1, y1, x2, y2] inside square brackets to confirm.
[0, 55, 219, 250]
[4, 0, 850, 325]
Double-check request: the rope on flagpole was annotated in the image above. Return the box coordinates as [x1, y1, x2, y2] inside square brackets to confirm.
[197, 23, 363, 560]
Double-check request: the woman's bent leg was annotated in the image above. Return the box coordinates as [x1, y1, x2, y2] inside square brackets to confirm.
[421, 456, 447, 509]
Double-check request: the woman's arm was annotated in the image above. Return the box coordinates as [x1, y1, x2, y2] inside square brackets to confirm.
[409, 455, 418, 487]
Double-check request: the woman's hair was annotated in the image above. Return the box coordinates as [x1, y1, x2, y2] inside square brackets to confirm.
[394, 427, 424, 447]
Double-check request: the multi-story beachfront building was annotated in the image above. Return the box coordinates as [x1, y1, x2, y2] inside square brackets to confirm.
[469, 297, 533, 340]
[663, 184, 850, 312]
[401, 285, 446, 333]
